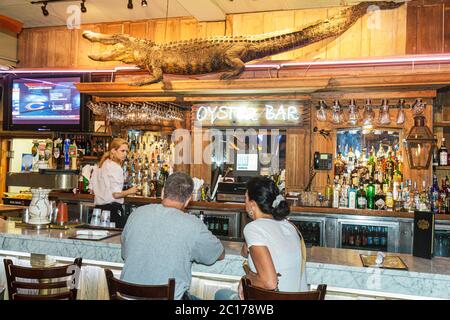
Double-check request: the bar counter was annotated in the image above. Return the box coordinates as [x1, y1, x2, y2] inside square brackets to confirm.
[0, 218, 449, 299]
[50, 192, 450, 221]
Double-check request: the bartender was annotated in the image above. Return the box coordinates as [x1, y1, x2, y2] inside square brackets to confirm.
[90, 138, 137, 228]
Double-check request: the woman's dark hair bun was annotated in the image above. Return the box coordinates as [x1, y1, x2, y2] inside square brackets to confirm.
[246, 176, 290, 220]
[272, 200, 290, 220]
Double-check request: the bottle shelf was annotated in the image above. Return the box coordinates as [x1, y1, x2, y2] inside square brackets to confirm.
[434, 122, 450, 127]
[434, 166, 450, 171]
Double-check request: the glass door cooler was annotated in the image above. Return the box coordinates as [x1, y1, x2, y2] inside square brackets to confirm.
[337, 219, 399, 252]
[287, 216, 326, 247]
[434, 224, 450, 257]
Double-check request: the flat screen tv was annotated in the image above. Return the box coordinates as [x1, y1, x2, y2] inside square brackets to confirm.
[2, 73, 90, 131]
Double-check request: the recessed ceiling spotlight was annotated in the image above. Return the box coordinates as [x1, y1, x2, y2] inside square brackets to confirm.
[128, 0, 133, 9]
[80, 0, 87, 13]
[141, 0, 148, 7]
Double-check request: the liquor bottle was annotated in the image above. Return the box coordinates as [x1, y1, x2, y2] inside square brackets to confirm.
[63, 138, 71, 169]
[432, 135, 439, 167]
[333, 178, 341, 208]
[412, 181, 420, 212]
[419, 181, 430, 211]
[385, 187, 394, 211]
[347, 146, 355, 174]
[325, 175, 333, 206]
[356, 184, 367, 209]
[339, 177, 349, 208]
[439, 138, 448, 166]
[403, 179, 412, 212]
[374, 187, 386, 210]
[348, 182, 357, 209]
[438, 179, 447, 215]
[366, 179, 375, 210]
[382, 173, 391, 195]
[430, 175, 440, 214]
[69, 140, 78, 170]
[367, 148, 376, 178]
[334, 152, 346, 177]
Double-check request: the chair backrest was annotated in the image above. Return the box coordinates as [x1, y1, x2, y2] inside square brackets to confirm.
[242, 278, 327, 300]
[104, 269, 175, 300]
[3, 257, 82, 300]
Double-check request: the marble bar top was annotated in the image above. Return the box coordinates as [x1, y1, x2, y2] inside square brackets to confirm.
[0, 219, 449, 299]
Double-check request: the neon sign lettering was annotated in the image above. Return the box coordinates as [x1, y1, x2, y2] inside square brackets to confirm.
[196, 104, 301, 124]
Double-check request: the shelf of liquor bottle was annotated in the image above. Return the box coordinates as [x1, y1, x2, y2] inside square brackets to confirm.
[434, 122, 450, 127]
[47, 192, 450, 221]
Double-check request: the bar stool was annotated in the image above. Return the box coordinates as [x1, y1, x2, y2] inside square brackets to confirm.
[241, 278, 327, 300]
[104, 269, 175, 300]
[3, 257, 82, 300]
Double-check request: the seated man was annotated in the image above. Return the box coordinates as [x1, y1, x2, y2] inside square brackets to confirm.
[120, 172, 225, 300]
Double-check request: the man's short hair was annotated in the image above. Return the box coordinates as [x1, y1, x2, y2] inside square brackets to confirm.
[163, 172, 194, 203]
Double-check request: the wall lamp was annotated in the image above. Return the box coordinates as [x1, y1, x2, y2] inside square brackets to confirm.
[141, 0, 148, 7]
[128, 0, 133, 9]
[30, 0, 88, 16]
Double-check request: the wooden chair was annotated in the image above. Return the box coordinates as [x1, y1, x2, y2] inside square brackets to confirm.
[104, 269, 175, 300]
[3, 257, 82, 300]
[241, 278, 327, 300]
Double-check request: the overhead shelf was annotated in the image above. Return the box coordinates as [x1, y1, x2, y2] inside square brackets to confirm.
[434, 122, 450, 127]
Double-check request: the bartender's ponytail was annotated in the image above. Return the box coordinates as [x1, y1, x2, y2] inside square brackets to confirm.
[98, 138, 128, 168]
[246, 176, 290, 220]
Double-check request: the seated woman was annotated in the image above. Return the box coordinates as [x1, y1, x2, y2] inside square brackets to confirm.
[215, 176, 307, 300]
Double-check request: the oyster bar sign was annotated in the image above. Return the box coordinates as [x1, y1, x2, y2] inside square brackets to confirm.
[194, 103, 305, 127]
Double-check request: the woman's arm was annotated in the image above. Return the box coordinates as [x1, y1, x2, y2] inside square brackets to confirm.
[112, 186, 138, 199]
[241, 242, 248, 258]
[245, 245, 278, 290]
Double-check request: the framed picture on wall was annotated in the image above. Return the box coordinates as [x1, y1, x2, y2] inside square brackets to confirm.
[21, 154, 33, 172]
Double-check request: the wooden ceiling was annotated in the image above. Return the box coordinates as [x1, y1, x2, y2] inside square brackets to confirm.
[0, 0, 405, 28]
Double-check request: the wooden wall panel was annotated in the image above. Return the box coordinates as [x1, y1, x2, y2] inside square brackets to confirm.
[406, 0, 449, 54]
[17, 17, 225, 68]
[285, 128, 310, 191]
[229, 5, 407, 62]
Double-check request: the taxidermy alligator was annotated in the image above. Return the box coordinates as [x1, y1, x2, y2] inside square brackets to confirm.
[83, 1, 403, 86]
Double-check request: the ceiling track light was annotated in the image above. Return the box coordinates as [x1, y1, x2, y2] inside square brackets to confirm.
[31, 0, 88, 16]
[141, 0, 148, 7]
[80, 0, 87, 13]
[41, 1, 49, 16]
[128, 0, 133, 9]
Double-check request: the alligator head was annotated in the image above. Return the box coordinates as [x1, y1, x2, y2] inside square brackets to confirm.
[82, 31, 154, 66]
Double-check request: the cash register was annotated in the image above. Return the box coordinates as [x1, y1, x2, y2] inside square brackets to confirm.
[214, 152, 259, 203]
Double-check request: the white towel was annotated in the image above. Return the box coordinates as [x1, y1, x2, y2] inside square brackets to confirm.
[76, 230, 109, 237]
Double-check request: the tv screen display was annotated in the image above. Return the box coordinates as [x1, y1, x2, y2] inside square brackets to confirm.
[11, 76, 81, 126]
[236, 153, 258, 171]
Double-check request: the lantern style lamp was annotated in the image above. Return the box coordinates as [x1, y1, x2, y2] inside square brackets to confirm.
[403, 115, 435, 169]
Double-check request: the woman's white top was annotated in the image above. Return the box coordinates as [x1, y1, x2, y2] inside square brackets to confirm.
[244, 218, 307, 292]
[90, 159, 124, 205]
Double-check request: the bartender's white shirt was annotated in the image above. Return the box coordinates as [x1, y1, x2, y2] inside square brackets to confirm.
[90, 159, 124, 205]
[244, 218, 307, 292]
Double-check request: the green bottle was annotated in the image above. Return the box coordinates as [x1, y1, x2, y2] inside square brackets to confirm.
[357, 184, 367, 209]
[366, 179, 375, 209]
